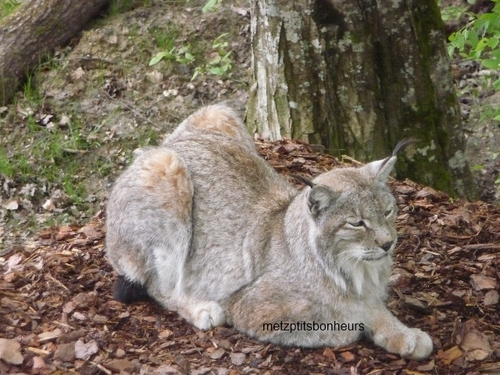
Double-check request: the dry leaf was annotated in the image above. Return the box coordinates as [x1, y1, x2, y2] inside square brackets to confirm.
[55, 226, 75, 241]
[0, 338, 24, 365]
[38, 328, 62, 342]
[42, 199, 55, 211]
[32, 355, 46, 369]
[470, 273, 498, 291]
[108, 34, 118, 44]
[92, 314, 108, 323]
[5, 253, 23, 274]
[63, 300, 79, 314]
[322, 347, 336, 360]
[75, 339, 99, 359]
[484, 290, 499, 306]
[3, 199, 19, 210]
[414, 186, 439, 198]
[78, 224, 102, 240]
[59, 114, 71, 126]
[72, 312, 86, 320]
[416, 359, 435, 371]
[146, 70, 164, 83]
[230, 352, 246, 366]
[71, 67, 86, 80]
[153, 365, 181, 374]
[159, 329, 173, 339]
[437, 346, 463, 365]
[460, 330, 492, 361]
[105, 359, 135, 373]
[340, 351, 355, 362]
[208, 347, 225, 359]
[54, 342, 76, 362]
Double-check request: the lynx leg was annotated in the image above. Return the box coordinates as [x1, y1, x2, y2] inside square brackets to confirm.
[226, 278, 362, 348]
[106, 148, 193, 302]
[107, 147, 226, 329]
[146, 289, 226, 330]
[367, 307, 433, 359]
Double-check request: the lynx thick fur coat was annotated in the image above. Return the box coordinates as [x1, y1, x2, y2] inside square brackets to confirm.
[106, 105, 433, 359]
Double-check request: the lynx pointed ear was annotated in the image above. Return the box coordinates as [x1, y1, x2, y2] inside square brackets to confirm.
[360, 138, 417, 183]
[307, 185, 335, 218]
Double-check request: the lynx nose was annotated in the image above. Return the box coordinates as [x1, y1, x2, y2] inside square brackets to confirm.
[380, 241, 394, 252]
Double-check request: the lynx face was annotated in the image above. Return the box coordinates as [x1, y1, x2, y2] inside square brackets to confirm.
[307, 163, 399, 295]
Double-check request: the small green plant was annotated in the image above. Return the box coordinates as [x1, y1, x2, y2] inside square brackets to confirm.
[202, 0, 223, 13]
[447, 0, 500, 120]
[149, 45, 195, 66]
[192, 33, 232, 80]
[149, 33, 232, 80]
[440, 4, 469, 22]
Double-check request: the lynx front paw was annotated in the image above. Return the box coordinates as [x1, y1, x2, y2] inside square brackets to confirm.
[406, 328, 433, 359]
[375, 328, 433, 359]
[191, 301, 226, 330]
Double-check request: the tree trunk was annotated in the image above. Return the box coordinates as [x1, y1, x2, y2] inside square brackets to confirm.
[247, 0, 477, 200]
[0, 0, 109, 106]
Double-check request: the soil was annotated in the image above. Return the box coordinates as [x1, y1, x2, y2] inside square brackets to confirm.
[1, 140, 499, 374]
[0, 0, 499, 374]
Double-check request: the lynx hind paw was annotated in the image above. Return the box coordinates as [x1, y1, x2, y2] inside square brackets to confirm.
[191, 301, 226, 330]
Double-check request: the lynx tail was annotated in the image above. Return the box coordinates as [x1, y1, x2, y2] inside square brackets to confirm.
[113, 275, 151, 304]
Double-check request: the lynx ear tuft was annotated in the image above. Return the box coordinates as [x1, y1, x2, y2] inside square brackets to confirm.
[307, 185, 335, 218]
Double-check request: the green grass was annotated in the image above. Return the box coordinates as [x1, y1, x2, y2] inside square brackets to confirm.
[0, 0, 20, 20]
[108, 0, 152, 16]
[152, 24, 180, 50]
[0, 68, 97, 210]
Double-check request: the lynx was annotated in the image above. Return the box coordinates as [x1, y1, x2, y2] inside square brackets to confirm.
[106, 105, 433, 359]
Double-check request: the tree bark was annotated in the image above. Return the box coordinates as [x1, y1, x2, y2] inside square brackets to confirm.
[0, 0, 109, 106]
[247, 0, 477, 200]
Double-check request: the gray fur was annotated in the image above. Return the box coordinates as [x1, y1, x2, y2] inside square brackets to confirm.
[106, 105, 433, 359]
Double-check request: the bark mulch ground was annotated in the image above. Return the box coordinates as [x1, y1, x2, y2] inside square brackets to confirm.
[1, 139, 499, 375]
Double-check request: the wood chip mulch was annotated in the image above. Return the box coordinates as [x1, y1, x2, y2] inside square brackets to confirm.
[1, 139, 499, 375]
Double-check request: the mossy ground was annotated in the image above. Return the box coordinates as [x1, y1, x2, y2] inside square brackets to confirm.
[0, 0, 249, 250]
[0, 0, 498, 251]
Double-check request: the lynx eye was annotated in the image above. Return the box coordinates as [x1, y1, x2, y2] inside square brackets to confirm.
[347, 220, 365, 228]
[384, 209, 393, 217]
